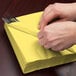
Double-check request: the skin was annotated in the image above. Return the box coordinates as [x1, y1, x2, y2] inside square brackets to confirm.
[38, 21, 76, 51]
[38, 3, 76, 51]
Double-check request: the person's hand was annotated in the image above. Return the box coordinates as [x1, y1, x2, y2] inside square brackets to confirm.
[38, 21, 76, 51]
[39, 3, 76, 30]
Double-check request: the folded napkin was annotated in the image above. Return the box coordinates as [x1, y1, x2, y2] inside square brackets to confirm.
[4, 12, 76, 74]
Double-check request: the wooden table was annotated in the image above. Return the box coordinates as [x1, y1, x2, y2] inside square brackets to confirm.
[0, 0, 76, 76]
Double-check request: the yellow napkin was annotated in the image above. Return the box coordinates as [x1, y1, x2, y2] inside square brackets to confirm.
[4, 12, 76, 74]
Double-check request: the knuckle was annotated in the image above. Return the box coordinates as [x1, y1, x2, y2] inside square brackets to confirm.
[52, 3, 61, 16]
[44, 4, 52, 12]
[53, 3, 58, 9]
[54, 3, 59, 6]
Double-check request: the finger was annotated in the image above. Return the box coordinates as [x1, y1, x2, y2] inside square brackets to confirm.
[43, 4, 53, 18]
[44, 39, 61, 49]
[38, 4, 53, 29]
[43, 40, 55, 49]
[39, 8, 59, 30]
[51, 43, 66, 51]
[38, 30, 44, 39]
[38, 36, 47, 46]
[44, 42, 51, 49]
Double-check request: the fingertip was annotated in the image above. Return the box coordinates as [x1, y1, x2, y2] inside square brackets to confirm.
[37, 31, 44, 39]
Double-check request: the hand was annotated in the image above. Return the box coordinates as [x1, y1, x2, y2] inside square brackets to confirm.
[38, 21, 76, 51]
[39, 3, 76, 30]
